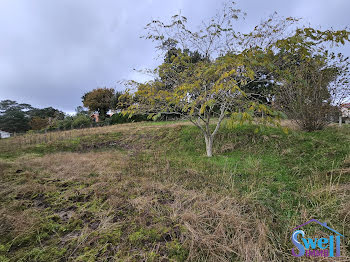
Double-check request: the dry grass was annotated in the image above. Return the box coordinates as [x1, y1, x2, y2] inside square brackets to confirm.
[1, 121, 349, 261]
[128, 180, 275, 261]
[279, 119, 300, 130]
[0, 121, 190, 155]
[0, 151, 279, 261]
[0, 117, 340, 153]
[19, 151, 126, 179]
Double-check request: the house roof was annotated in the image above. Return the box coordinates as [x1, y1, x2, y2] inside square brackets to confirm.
[293, 219, 344, 237]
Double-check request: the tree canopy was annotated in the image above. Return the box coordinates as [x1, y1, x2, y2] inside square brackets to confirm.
[0, 100, 66, 133]
[121, 1, 350, 156]
[29, 107, 65, 120]
[82, 88, 116, 120]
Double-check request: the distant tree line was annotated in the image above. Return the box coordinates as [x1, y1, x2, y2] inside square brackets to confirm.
[0, 100, 65, 133]
[0, 88, 152, 134]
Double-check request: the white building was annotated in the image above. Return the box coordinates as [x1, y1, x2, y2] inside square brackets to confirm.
[0, 130, 11, 139]
[339, 103, 350, 125]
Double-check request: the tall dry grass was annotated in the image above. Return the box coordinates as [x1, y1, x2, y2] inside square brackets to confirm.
[1, 151, 279, 261]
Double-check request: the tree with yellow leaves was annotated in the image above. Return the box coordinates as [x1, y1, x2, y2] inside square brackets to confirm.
[121, 2, 349, 156]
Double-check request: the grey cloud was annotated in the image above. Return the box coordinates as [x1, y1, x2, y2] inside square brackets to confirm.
[0, 0, 349, 112]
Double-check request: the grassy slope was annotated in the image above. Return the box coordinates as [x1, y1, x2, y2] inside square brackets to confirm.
[0, 121, 349, 261]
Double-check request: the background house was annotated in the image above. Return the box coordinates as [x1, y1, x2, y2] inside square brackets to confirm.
[340, 103, 350, 124]
[90, 110, 117, 123]
[90, 113, 100, 123]
[0, 130, 11, 139]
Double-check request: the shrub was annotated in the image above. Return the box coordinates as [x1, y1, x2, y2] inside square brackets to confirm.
[110, 113, 149, 125]
[72, 115, 92, 129]
[30, 117, 49, 130]
[57, 117, 74, 130]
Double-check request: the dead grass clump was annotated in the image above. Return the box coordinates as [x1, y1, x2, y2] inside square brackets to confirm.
[129, 179, 276, 262]
[17, 151, 126, 181]
[280, 120, 300, 130]
[0, 208, 39, 238]
[219, 143, 237, 153]
[0, 211, 14, 237]
[0, 161, 11, 176]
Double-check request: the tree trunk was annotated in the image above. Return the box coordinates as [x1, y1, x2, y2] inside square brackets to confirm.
[190, 105, 226, 157]
[204, 134, 213, 157]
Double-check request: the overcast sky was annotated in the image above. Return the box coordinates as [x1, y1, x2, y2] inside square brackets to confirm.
[0, 0, 349, 113]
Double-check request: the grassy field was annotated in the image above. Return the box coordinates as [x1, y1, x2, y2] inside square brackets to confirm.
[0, 121, 349, 261]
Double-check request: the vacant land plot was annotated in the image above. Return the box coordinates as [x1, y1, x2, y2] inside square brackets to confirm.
[0, 121, 349, 261]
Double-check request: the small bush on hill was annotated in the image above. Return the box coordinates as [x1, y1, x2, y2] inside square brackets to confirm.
[72, 115, 92, 129]
[110, 113, 150, 124]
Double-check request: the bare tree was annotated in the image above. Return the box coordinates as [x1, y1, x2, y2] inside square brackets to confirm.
[274, 51, 350, 131]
